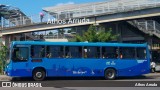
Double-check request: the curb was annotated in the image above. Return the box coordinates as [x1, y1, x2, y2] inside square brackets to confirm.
[143, 73, 160, 77]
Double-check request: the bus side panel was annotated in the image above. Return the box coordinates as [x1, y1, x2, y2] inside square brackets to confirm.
[45, 59, 106, 77]
[43, 59, 150, 77]
[11, 61, 32, 77]
[45, 59, 150, 77]
[117, 60, 150, 77]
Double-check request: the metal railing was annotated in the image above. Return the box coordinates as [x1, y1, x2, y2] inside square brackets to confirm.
[2, 14, 55, 28]
[128, 20, 160, 38]
[25, 34, 75, 40]
[45, 0, 160, 18]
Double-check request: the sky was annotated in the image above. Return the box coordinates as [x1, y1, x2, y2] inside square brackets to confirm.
[0, 0, 106, 16]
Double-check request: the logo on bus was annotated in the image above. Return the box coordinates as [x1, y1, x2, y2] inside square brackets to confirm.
[106, 61, 116, 66]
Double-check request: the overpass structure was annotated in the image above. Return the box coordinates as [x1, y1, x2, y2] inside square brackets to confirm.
[0, 4, 31, 44]
[1, 0, 160, 36]
[1, 0, 160, 63]
[0, 0, 160, 41]
[0, 4, 31, 27]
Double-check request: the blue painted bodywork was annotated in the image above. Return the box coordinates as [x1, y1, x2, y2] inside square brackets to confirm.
[5, 41, 150, 78]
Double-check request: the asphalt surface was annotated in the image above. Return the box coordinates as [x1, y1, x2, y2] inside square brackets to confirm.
[0, 87, 160, 90]
[0, 74, 160, 90]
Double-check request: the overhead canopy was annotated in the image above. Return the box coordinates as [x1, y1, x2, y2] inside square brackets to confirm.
[43, 0, 160, 18]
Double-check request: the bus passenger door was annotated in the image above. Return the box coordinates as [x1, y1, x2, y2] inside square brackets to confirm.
[11, 46, 30, 76]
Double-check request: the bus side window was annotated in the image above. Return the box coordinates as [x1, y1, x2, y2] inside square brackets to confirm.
[102, 52, 108, 58]
[64, 46, 83, 58]
[31, 45, 45, 58]
[46, 46, 51, 58]
[40, 47, 45, 57]
[120, 54, 123, 59]
[119, 51, 123, 59]
[83, 47, 87, 58]
[102, 47, 118, 59]
[46, 46, 64, 58]
[67, 52, 72, 58]
[119, 47, 135, 59]
[83, 46, 100, 58]
[46, 53, 52, 58]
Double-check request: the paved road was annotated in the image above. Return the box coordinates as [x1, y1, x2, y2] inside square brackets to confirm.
[0, 87, 160, 90]
[0, 75, 160, 90]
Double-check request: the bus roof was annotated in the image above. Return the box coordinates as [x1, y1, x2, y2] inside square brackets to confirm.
[11, 41, 147, 47]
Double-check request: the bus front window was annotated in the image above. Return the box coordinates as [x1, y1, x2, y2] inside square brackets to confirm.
[12, 47, 29, 62]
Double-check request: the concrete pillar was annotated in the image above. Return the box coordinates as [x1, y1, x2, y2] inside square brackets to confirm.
[115, 23, 121, 42]
[118, 22, 123, 43]
[147, 35, 153, 61]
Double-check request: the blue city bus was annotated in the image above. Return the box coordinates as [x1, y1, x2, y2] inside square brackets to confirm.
[5, 41, 150, 81]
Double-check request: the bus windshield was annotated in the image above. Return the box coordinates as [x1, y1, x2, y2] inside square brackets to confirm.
[12, 47, 29, 61]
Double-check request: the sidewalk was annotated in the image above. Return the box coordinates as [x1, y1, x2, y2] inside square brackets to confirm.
[143, 73, 160, 77]
[0, 75, 12, 81]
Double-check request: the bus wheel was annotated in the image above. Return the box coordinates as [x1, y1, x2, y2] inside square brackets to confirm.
[104, 68, 116, 80]
[33, 68, 46, 81]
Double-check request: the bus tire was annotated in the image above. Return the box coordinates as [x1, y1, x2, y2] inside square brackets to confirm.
[33, 68, 46, 81]
[104, 68, 116, 80]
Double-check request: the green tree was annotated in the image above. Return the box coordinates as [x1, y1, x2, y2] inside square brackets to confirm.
[58, 29, 65, 38]
[67, 28, 75, 33]
[49, 31, 53, 35]
[58, 29, 65, 35]
[67, 29, 72, 33]
[0, 43, 8, 74]
[72, 25, 118, 42]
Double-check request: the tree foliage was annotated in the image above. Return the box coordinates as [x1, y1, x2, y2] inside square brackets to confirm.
[49, 31, 53, 35]
[58, 29, 65, 35]
[73, 25, 118, 42]
[0, 43, 8, 74]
